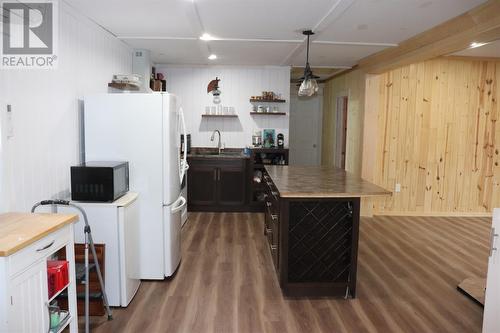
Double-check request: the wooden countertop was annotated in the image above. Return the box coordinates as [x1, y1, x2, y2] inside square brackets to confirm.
[265, 165, 391, 198]
[0, 213, 78, 257]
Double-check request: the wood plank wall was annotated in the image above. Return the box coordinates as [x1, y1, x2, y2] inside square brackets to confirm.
[369, 58, 500, 214]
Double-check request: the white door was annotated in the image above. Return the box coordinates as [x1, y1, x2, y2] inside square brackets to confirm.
[289, 90, 322, 166]
[8, 261, 48, 333]
[483, 209, 500, 333]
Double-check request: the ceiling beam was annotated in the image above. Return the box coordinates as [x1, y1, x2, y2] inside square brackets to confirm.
[444, 55, 500, 62]
[357, 0, 500, 74]
[117, 36, 396, 48]
[313, 41, 397, 47]
[182, 0, 212, 60]
[280, 0, 355, 66]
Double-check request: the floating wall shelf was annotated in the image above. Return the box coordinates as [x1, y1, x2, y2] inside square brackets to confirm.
[201, 114, 238, 118]
[249, 99, 286, 103]
[250, 112, 286, 116]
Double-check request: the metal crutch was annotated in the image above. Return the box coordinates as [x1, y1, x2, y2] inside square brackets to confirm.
[31, 199, 113, 333]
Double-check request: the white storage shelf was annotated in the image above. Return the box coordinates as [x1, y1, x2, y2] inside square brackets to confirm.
[0, 223, 78, 333]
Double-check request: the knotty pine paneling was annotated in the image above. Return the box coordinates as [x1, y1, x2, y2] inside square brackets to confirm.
[370, 58, 500, 214]
[0, 1, 132, 211]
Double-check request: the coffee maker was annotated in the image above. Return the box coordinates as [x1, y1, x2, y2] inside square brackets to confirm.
[277, 133, 284, 148]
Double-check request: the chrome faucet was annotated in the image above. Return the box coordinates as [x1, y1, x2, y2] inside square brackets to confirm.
[210, 130, 222, 154]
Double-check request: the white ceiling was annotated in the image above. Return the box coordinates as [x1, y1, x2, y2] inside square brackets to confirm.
[67, 0, 487, 67]
[451, 39, 500, 58]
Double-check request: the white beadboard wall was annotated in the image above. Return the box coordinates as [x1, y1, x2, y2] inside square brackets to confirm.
[0, 1, 132, 212]
[156, 65, 291, 148]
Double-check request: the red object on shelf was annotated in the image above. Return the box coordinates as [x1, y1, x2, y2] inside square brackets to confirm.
[47, 260, 69, 298]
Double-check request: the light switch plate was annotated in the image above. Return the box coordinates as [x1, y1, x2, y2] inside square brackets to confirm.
[6, 104, 14, 138]
[395, 183, 401, 193]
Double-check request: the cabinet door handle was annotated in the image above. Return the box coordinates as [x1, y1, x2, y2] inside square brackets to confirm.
[271, 245, 277, 251]
[271, 214, 278, 221]
[218, 169, 221, 181]
[490, 227, 499, 257]
[36, 240, 54, 252]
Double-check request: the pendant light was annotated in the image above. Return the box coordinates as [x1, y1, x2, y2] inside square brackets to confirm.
[298, 30, 319, 97]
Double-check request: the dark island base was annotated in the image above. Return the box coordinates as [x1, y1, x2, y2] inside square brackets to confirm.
[262, 169, 361, 298]
[279, 197, 360, 298]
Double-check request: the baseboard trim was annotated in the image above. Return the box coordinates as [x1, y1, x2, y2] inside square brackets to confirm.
[372, 211, 493, 217]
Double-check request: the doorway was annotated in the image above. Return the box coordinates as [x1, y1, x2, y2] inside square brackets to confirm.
[335, 96, 348, 169]
[289, 87, 322, 166]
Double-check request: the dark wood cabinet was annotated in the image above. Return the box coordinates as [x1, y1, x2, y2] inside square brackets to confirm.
[187, 157, 248, 211]
[249, 148, 289, 212]
[218, 167, 246, 206]
[188, 164, 218, 206]
[263, 171, 280, 271]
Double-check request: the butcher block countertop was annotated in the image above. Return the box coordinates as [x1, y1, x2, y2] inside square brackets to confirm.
[0, 213, 78, 257]
[265, 165, 391, 198]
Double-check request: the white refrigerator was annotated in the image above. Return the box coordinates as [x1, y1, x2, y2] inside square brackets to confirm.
[84, 93, 187, 279]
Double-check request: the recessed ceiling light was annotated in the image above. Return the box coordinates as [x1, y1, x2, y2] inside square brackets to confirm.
[200, 33, 215, 41]
[470, 42, 488, 49]
[208, 54, 217, 60]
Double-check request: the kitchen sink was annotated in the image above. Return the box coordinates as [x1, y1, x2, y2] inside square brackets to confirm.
[189, 149, 245, 157]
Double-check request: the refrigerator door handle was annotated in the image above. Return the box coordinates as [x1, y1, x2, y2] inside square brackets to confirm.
[179, 107, 188, 182]
[171, 196, 187, 213]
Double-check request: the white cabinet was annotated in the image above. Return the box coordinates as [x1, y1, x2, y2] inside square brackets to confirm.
[8, 261, 48, 332]
[483, 209, 500, 333]
[60, 193, 141, 307]
[0, 221, 78, 333]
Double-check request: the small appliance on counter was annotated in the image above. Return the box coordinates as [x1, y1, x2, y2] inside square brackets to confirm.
[277, 133, 284, 148]
[252, 131, 262, 147]
[71, 161, 129, 202]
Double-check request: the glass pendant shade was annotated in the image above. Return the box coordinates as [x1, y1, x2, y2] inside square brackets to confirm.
[212, 89, 221, 104]
[298, 30, 318, 97]
[298, 78, 319, 97]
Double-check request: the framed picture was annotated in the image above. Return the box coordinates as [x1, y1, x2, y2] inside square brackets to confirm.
[263, 129, 276, 148]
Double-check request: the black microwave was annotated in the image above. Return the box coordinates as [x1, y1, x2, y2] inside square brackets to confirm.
[71, 161, 129, 202]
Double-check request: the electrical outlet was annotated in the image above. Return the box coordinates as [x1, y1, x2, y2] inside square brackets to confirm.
[395, 183, 401, 193]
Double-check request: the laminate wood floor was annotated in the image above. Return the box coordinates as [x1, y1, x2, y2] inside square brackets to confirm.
[83, 213, 490, 333]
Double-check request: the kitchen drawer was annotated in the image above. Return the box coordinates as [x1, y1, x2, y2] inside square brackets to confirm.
[9, 225, 70, 277]
[270, 212, 279, 245]
[188, 157, 245, 170]
[266, 228, 273, 247]
[264, 179, 277, 192]
[265, 195, 279, 216]
[270, 244, 278, 269]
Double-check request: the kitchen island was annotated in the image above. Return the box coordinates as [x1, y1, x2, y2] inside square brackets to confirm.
[263, 165, 390, 298]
